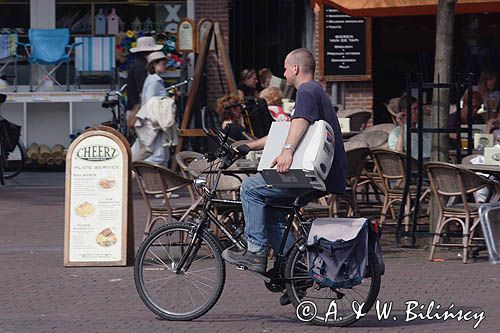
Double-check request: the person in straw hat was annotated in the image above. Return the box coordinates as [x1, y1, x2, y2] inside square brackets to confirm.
[131, 51, 172, 165]
[126, 36, 163, 124]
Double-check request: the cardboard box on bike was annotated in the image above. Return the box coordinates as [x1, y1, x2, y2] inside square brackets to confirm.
[257, 120, 335, 191]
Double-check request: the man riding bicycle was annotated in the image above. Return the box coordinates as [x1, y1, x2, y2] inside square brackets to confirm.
[222, 48, 347, 275]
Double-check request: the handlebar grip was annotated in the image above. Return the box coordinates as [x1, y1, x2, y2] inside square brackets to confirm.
[235, 144, 250, 156]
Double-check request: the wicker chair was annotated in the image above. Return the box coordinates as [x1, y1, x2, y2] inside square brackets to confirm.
[337, 109, 372, 131]
[426, 162, 500, 263]
[187, 157, 244, 236]
[331, 145, 371, 217]
[175, 150, 204, 203]
[187, 157, 242, 196]
[132, 161, 195, 238]
[371, 149, 429, 226]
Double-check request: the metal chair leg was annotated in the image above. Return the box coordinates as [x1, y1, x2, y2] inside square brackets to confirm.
[66, 61, 70, 91]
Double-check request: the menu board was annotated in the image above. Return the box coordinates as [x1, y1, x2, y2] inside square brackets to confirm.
[197, 18, 215, 52]
[320, 4, 372, 81]
[177, 18, 195, 53]
[64, 129, 131, 266]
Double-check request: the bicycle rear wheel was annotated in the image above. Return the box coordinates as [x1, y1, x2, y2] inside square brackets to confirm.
[3, 140, 26, 179]
[134, 222, 226, 321]
[285, 241, 381, 327]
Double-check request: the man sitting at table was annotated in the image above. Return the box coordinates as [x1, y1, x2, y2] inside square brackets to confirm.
[388, 94, 431, 161]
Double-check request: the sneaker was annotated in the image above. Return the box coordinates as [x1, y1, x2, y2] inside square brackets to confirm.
[279, 280, 313, 306]
[279, 293, 292, 306]
[222, 248, 267, 274]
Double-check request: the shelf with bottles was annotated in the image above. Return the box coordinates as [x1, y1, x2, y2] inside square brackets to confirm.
[56, 1, 187, 36]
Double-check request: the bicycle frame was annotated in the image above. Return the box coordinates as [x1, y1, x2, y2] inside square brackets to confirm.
[175, 157, 312, 286]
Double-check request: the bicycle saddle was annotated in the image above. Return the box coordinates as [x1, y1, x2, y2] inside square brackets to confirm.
[102, 100, 119, 108]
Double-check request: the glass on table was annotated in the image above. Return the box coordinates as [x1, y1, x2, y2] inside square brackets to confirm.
[461, 138, 469, 150]
[486, 98, 498, 113]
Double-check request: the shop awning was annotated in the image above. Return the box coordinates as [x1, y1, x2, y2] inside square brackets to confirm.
[318, 0, 500, 16]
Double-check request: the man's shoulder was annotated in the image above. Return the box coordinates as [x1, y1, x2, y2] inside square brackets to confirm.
[298, 80, 322, 94]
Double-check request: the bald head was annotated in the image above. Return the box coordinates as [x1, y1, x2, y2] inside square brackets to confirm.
[287, 48, 315, 75]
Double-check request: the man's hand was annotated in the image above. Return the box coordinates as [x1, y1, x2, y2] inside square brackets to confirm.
[271, 149, 293, 173]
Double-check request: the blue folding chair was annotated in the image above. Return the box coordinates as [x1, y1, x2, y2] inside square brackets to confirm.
[17, 28, 81, 91]
[74, 36, 116, 89]
[0, 33, 19, 91]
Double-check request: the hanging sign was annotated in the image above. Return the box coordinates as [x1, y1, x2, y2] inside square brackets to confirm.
[64, 127, 133, 266]
[176, 18, 196, 53]
[320, 3, 372, 81]
[197, 18, 215, 53]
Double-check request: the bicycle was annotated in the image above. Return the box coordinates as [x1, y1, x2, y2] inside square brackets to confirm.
[0, 93, 26, 184]
[134, 107, 382, 326]
[101, 84, 134, 144]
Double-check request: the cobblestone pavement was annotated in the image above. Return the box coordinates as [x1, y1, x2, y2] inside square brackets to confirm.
[0, 173, 499, 333]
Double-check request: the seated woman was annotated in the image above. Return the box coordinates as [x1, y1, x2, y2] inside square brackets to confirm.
[449, 90, 485, 128]
[388, 94, 431, 161]
[475, 70, 500, 112]
[216, 95, 246, 141]
[260, 87, 289, 122]
[257, 67, 272, 92]
[237, 69, 259, 99]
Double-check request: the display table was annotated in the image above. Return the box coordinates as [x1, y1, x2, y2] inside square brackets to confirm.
[1, 90, 111, 148]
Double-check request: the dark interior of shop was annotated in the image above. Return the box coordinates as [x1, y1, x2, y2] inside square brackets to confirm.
[229, 0, 306, 83]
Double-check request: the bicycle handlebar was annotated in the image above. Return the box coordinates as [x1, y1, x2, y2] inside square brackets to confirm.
[200, 106, 250, 165]
[105, 84, 127, 98]
[165, 77, 193, 91]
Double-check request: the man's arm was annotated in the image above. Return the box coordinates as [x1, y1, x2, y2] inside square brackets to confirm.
[247, 136, 267, 150]
[271, 118, 309, 173]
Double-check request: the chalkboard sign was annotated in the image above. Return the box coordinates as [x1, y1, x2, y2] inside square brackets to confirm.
[320, 4, 372, 81]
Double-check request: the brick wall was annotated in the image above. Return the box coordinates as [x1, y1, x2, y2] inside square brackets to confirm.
[195, 0, 231, 106]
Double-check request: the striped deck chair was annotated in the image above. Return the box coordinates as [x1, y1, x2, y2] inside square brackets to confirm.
[74, 36, 116, 89]
[0, 33, 19, 91]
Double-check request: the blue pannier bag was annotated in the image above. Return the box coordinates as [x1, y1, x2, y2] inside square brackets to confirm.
[307, 218, 383, 289]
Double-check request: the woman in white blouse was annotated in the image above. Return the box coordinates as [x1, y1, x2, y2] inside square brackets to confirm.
[131, 51, 170, 165]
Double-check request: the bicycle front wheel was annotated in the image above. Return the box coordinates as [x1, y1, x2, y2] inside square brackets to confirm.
[285, 241, 381, 327]
[134, 222, 226, 321]
[3, 140, 26, 179]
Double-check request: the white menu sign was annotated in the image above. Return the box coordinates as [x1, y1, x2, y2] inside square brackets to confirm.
[64, 129, 130, 266]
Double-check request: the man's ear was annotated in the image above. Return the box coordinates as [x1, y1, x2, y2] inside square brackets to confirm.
[293, 64, 299, 75]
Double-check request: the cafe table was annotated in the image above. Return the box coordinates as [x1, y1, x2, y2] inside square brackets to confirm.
[457, 163, 500, 176]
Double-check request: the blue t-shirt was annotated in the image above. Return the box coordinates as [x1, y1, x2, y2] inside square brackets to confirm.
[291, 81, 346, 194]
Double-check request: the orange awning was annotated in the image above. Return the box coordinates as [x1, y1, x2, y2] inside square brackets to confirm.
[318, 0, 500, 16]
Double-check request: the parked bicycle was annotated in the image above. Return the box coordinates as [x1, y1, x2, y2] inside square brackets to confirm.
[0, 93, 26, 184]
[101, 84, 134, 144]
[134, 107, 382, 326]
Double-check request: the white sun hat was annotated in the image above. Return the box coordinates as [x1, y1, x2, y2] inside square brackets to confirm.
[146, 51, 167, 64]
[130, 36, 163, 53]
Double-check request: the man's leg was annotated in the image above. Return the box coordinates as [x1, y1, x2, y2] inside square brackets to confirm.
[223, 173, 311, 273]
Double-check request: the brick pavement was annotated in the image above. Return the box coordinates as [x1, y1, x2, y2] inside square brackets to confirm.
[0, 172, 499, 333]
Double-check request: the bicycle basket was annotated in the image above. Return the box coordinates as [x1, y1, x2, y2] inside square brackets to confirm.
[306, 218, 369, 289]
[0, 119, 21, 153]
